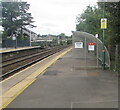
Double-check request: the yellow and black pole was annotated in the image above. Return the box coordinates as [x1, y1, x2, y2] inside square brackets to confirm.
[101, 2, 107, 70]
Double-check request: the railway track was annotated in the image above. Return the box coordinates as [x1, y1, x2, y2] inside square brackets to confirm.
[0, 45, 70, 80]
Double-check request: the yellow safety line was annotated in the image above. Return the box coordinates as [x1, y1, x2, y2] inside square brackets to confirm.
[1, 47, 72, 109]
[1, 78, 36, 110]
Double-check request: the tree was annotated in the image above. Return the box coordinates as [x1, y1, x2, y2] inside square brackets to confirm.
[76, 6, 103, 39]
[98, 2, 120, 72]
[2, 2, 19, 38]
[37, 34, 41, 37]
[59, 33, 66, 39]
[76, 5, 113, 46]
[98, 2, 120, 45]
[2, 2, 34, 39]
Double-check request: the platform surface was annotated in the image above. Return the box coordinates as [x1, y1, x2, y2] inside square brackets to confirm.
[5, 49, 118, 108]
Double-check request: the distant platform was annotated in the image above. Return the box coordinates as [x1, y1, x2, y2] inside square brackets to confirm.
[0, 46, 40, 53]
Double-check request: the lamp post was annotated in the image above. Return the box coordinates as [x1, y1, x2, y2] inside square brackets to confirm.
[28, 25, 36, 46]
[28, 24, 36, 46]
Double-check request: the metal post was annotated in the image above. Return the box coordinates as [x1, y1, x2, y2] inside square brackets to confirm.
[97, 43, 99, 66]
[85, 36, 87, 68]
[115, 45, 118, 72]
[102, 29, 105, 70]
[15, 36, 17, 48]
[30, 30, 31, 46]
[102, 2, 106, 70]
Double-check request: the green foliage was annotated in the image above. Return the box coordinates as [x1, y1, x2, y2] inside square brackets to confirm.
[37, 34, 41, 37]
[106, 2, 119, 45]
[97, 2, 120, 45]
[2, 2, 34, 38]
[98, 2, 120, 73]
[59, 33, 66, 39]
[67, 39, 72, 44]
[76, 6, 103, 38]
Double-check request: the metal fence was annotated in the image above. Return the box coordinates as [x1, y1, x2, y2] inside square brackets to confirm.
[2, 39, 30, 48]
[111, 43, 120, 74]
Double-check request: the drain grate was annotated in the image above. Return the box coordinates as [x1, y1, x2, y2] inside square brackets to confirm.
[43, 70, 58, 76]
[58, 58, 63, 60]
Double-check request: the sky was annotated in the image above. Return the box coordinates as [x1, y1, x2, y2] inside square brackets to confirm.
[24, 0, 98, 36]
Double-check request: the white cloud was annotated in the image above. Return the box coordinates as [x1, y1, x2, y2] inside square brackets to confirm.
[24, 0, 97, 36]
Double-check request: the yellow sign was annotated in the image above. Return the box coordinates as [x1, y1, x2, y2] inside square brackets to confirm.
[101, 18, 107, 29]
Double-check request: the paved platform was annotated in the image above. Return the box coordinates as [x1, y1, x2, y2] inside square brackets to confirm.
[1, 47, 72, 109]
[3, 48, 118, 108]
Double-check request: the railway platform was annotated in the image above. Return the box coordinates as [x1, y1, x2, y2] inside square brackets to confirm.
[1, 47, 118, 109]
[0, 46, 40, 53]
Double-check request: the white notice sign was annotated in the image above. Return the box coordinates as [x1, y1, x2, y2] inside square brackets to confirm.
[88, 43, 95, 51]
[88, 45, 94, 51]
[75, 42, 83, 48]
[12, 36, 16, 40]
